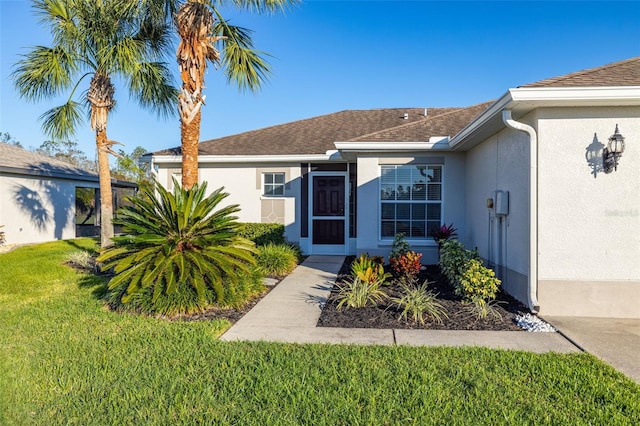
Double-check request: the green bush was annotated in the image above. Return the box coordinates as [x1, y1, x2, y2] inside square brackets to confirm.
[255, 243, 299, 276]
[239, 223, 285, 246]
[97, 179, 261, 315]
[335, 277, 387, 309]
[459, 258, 501, 303]
[392, 280, 448, 325]
[439, 240, 480, 289]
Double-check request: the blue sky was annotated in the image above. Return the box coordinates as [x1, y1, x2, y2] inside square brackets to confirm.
[1, 0, 639, 157]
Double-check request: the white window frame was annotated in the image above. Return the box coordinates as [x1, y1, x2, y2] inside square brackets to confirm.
[263, 172, 286, 197]
[379, 164, 443, 241]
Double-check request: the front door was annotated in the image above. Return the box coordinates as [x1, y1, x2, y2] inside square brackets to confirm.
[310, 174, 347, 254]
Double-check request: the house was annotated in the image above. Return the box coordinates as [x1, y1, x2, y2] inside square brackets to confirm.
[0, 143, 136, 246]
[149, 57, 640, 318]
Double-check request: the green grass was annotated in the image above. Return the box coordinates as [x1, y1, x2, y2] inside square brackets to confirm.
[1, 239, 639, 425]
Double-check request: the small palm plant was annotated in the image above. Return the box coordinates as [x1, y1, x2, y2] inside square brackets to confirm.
[335, 277, 387, 309]
[97, 179, 261, 315]
[392, 280, 448, 325]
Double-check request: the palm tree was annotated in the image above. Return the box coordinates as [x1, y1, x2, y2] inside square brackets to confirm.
[174, 0, 297, 189]
[12, 0, 176, 248]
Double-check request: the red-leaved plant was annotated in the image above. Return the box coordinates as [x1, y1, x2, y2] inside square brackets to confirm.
[431, 223, 458, 248]
[390, 250, 423, 280]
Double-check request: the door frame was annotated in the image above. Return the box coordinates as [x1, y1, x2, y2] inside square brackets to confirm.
[308, 171, 349, 255]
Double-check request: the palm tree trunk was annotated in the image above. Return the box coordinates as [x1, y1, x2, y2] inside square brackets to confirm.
[181, 108, 200, 189]
[97, 128, 114, 248]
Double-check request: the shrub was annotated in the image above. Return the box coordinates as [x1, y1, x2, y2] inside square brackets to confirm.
[256, 243, 299, 276]
[439, 240, 480, 288]
[389, 250, 423, 281]
[0, 225, 6, 245]
[458, 258, 501, 303]
[97, 179, 260, 315]
[392, 280, 448, 325]
[335, 277, 387, 309]
[239, 223, 285, 246]
[389, 233, 410, 259]
[351, 253, 391, 285]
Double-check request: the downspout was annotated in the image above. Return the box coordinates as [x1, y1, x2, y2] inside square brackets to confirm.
[502, 110, 540, 313]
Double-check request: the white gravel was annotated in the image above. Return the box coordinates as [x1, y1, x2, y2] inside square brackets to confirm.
[515, 313, 556, 332]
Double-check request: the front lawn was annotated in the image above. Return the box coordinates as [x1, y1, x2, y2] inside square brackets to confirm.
[1, 239, 638, 425]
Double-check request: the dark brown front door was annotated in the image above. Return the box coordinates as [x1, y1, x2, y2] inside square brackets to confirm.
[312, 175, 345, 245]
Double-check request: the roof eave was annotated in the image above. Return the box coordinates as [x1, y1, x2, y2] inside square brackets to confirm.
[150, 152, 345, 164]
[449, 86, 640, 150]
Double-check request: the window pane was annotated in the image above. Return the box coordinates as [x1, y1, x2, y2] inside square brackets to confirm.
[411, 222, 425, 238]
[272, 185, 284, 196]
[412, 204, 425, 220]
[381, 185, 396, 200]
[429, 166, 442, 183]
[397, 221, 410, 235]
[381, 166, 395, 184]
[396, 166, 412, 183]
[274, 173, 285, 184]
[427, 184, 441, 200]
[412, 184, 426, 200]
[397, 204, 410, 220]
[265, 173, 274, 184]
[427, 203, 441, 221]
[396, 185, 410, 200]
[381, 221, 395, 237]
[381, 203, 395, 220]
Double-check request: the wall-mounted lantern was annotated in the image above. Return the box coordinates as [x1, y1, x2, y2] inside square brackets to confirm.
[603, 124, 625, 173]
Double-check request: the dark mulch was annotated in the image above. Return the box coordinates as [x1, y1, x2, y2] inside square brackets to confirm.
[317, 257, 530, 331]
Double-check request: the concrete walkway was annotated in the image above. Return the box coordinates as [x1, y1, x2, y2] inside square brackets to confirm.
[544, 316, 640, 384]
[221, 256, 578, 353]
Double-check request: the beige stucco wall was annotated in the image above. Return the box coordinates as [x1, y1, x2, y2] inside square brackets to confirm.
[464, 121, 532, 306]
[535, 106, 640, 318]
[355, 152, 467, 264]
[0, 173, 94, 245]
[156, 163, 301, 244]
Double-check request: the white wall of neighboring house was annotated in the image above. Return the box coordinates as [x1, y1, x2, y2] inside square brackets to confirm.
[535, 106, 640, 317]
[0, 173, 94, 245]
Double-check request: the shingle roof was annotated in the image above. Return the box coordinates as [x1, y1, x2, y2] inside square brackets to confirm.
[0, 142, 96, 178]
[153, 57, 639, 157]
[349, 102, 493, 142]
[521, 57, 640, 88]
[154, 108, 461, 156]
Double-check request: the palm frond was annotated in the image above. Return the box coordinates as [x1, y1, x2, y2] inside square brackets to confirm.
[213, 0, 298, 14]
[127, 61, 177, 119]
[12, 46, 78, 101]
[212, 15, 272, 92]
[39, 101, 84, 140]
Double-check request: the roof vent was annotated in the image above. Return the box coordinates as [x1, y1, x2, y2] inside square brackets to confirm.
[403, 113, 409, 120]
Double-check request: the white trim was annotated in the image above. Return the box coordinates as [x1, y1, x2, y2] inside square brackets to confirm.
[308, 171, 349, 255]
[335, 141, 450, 152]
[151, 152, 344, 164]
[450, 86, 640, 150]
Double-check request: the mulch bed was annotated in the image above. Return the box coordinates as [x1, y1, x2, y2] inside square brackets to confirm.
[317, 257, 530, 331]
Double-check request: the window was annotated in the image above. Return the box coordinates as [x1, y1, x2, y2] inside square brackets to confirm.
[380, 164, 442, 239]
[263, 172, 285, 196]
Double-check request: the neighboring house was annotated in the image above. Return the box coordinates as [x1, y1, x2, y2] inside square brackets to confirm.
[149, 57, 640, 318]
[0, 143, 136, 246]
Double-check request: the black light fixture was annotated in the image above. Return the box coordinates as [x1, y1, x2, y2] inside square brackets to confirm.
[603, 124, 625, 173]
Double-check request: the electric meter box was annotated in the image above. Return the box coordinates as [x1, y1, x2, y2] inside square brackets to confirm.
[495, 190, 509, 216]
